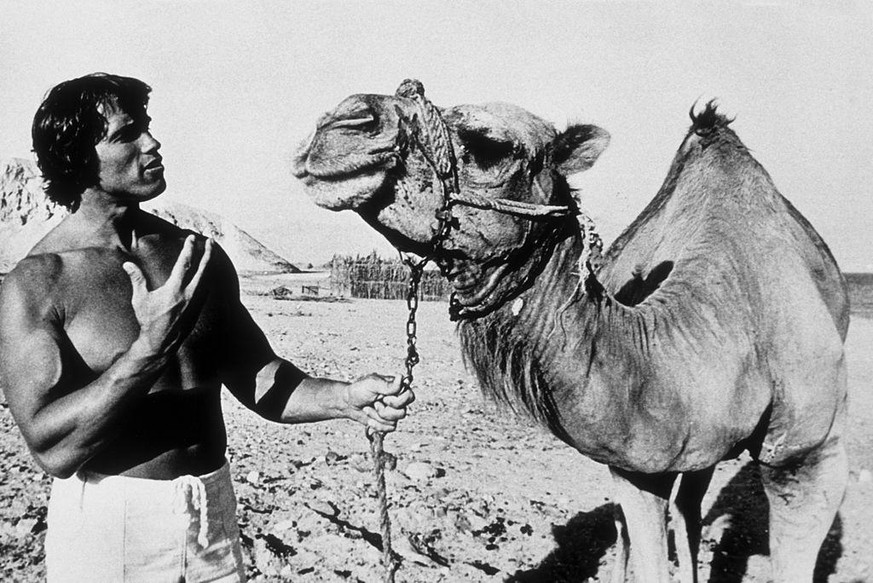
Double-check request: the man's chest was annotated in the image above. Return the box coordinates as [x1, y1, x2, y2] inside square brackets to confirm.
[60, 250, 222, 376]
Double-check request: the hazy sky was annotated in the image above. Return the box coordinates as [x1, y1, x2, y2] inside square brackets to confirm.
[1, 1, 871, 270]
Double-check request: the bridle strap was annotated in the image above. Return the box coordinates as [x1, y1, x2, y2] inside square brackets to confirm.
[450, 190, 573, 218]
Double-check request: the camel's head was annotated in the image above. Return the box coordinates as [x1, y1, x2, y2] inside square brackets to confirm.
[293, 80, 609, 316]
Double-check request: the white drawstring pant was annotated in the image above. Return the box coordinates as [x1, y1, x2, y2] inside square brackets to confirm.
[45, 461, 245, 582]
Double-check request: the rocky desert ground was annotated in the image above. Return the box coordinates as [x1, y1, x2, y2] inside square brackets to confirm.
[1, 273, 870, 582]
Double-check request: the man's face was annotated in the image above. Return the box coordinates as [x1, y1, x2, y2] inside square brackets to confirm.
[93, 102, 165, 202]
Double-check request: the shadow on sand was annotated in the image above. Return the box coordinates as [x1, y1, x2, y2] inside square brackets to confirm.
[507, 461, 844, 583]
[704, 461, 843, 583]
[505, 503, 618, 583]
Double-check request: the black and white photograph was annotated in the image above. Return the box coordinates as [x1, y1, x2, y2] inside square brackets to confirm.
[0, 2, 871, 582]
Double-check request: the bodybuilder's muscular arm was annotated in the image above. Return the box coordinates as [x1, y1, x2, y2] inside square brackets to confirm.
[0, 237, 211, 478]
[247, 358, 406, 431]
[213, 251, 411, 431]
[227, 352, 409, 432]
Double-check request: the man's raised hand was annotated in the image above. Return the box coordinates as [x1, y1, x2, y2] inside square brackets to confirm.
[122, 235, 214, 357]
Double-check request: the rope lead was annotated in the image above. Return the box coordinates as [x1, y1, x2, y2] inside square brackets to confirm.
[368, 429, 397, 583]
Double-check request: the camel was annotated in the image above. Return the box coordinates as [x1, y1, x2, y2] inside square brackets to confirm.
[291, 80, 849, 582]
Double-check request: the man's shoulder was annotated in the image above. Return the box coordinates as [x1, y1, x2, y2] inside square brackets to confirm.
[6, 252, 64, 287]
[6, 243, 116, 305]
[0, 252, 65, 318]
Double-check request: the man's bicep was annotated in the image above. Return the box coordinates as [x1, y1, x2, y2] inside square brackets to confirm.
[218, 299, 277, 395]
[207, 243, 304, 412]
[0, 275, 66, 441]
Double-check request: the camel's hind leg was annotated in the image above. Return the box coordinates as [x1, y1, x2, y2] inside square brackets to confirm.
[609, 468, 677, 583]
[759, 434, 847, 583]
[671, 467, 715, 583]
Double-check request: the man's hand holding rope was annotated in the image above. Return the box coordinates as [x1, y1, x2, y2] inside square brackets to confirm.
[345, 374, 414, 433]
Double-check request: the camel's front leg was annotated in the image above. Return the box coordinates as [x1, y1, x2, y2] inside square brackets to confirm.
[610, 468, 677, 583]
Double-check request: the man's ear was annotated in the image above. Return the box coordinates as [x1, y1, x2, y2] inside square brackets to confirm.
[552, 124, 610, 176]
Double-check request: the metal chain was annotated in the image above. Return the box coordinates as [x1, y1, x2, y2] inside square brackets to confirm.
[401, 262, 425, 383]
[368, 259, 425, 583]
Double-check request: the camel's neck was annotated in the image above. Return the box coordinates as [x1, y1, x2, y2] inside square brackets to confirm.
[458, 228, 645, 446]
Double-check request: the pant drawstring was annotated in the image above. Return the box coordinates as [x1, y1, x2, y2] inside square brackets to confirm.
[175, 476, 209, 548]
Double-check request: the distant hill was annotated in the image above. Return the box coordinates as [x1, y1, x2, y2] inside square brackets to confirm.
[0, 158, 299, 274]
[142, 201, 300, 274]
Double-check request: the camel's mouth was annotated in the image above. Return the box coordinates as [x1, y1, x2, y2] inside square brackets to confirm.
[292, 142, 398, 181]
[294, 166, 390, 212]
[438, 256, 511, 308]
[291, 93, 403, 212]
[292, 136, 399, 211]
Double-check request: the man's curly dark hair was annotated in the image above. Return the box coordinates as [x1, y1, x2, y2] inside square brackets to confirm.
[31, 73, 152, 210]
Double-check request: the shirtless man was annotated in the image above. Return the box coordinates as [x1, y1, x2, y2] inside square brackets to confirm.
[0, 73, 413, 582]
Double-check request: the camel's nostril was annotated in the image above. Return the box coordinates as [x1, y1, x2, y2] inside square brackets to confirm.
[319, 96, 380, 131]
[327, 115, 376, 130]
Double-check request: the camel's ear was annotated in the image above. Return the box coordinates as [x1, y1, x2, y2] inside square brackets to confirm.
[552, 124, 610, 176]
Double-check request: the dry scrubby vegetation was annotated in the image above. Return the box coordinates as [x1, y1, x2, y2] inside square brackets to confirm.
[329, 253, 450, 301]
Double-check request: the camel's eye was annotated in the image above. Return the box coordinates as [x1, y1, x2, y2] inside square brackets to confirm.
[457, 128, 516, 171]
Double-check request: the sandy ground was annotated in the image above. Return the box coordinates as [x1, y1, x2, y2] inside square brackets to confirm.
[0, 277, 870, 582]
